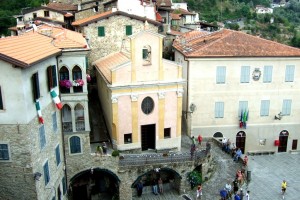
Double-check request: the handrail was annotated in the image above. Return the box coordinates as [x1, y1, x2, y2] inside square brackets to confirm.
[118, 148, 210, 167]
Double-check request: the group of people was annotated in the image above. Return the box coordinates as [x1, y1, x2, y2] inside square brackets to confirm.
[96, 142, 107, 156]
[136, 177, 164, 197]
[220, 179, 250, 200]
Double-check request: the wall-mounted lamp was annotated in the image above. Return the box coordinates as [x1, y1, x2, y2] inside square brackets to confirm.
[33, 172, 42, 181]
[183, 103, 197, 118]
[274, 112, 282, 120]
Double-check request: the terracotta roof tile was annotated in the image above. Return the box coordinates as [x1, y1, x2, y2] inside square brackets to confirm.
[156, 0, 172, 7]
[72, 11, 161, 26]
[173, 29, 300, 58]
[93, 52, 130, 84]
[171, 13, 181, 20]
[47, 2, 77, 11]
[167, 29, 184, 36]
[176, 8, 195, 15]
[26, 24, 88, 49]
[0, 33, 61, 68]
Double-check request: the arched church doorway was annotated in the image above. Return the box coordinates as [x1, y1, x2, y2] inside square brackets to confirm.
[131, 168, 181, 197]
[236, 131, 246, 154]
[278, 130, 289, 152]
[70, 168, 120, 200]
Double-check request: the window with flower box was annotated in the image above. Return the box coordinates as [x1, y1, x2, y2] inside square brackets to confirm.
[59, 66, 70, 94]
[72, 66, 83, 93]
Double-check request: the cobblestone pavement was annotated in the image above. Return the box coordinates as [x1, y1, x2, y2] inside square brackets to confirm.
[135, 137, 300, 200]
[134, 136, 243, 200]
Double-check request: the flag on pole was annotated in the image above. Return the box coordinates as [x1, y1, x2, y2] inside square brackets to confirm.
[35, 100, 44, 124]
[243, 110, 248, 129]
[50, 89, 62, 110]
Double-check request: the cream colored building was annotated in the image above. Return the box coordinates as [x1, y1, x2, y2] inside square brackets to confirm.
[173, 29, 300, 154]
[94, 30, 184, 152]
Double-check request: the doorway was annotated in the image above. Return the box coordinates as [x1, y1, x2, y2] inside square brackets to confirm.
[141, 124, 156, 151]
[292, 139, 298, 150]
[278, 130, 289, 152]
[236, 131, 246, 154]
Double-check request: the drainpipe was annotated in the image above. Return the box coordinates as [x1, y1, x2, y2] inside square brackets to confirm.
[184, 56, 191, 136]
[56, 55, 68, 197]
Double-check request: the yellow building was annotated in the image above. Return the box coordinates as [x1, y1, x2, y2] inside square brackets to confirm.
[94, 30, 185, 152]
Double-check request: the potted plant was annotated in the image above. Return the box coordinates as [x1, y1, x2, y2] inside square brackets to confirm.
[73, 79, 84, 87]
[59, 79, 72, 88]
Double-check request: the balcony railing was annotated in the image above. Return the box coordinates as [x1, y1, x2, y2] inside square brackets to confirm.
[118, 149, 209, 167]
[62, 122, 73, 132]
[76, 120, 85, 131]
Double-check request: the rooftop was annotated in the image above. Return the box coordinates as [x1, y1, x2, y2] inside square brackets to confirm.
[173, 29, 300, 58]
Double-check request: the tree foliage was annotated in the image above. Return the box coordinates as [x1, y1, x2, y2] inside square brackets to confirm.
[0, 0, 49, 36]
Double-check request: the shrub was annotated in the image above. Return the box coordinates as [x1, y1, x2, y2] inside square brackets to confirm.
[112, 150, 120, 157]
[187, 170, 202, 189]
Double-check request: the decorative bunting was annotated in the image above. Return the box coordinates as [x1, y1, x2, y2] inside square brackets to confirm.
[35, 100, 44, 124]
[50, 89, 62, 110]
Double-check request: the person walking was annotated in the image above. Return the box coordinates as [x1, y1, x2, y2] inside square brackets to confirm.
[281, 180, 287, 199]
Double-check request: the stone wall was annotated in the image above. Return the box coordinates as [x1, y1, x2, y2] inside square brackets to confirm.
[80, 15, 158, 74]
[0, 103, 66, 200]
[66, 148, 212, 200]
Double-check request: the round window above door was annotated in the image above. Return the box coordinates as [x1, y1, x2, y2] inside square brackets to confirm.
[141, 97, 154, 114]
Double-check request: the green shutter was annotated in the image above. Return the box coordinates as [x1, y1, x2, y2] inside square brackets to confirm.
[142, 49, 148, 59]
[98, 26, 105, 37]
[126, 25, 132, 36]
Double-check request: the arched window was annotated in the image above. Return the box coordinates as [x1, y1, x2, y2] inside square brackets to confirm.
[59, 66, 70, 93]
[72, 66, 83, 93]
[142, 45, 151, 66]
[70, 136, 81, 154]
[75, 104, 85, 131]
[62, 105, 72, 132]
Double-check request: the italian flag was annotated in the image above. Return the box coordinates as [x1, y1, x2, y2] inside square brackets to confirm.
[50, 89, 62, 110]
[35, 100, 44, 124]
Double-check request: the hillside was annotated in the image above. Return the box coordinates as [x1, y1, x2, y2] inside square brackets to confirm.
[174, 0, 300, 47]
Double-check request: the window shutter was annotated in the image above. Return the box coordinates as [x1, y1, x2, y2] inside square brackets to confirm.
[263, 66, 273, 83]
[0, 144, 9, 160]
[98, 26, 105, 37]
[0, 87, 3, 110]
[55, 145, 61, 166]
[282, 99, 292, 115]
[43, 161, 50, 185]
[62, 176, 67, 194]
[260, 100, 270, 116]
[217, 66, 226, 84]
[241, 66, 250, 83]
[142, 48, 148, 59]
[126, 25, 132, 35]
[32, 73, 40, 101]
[52, 65, 57, 88]
[285, 65, 295, 82]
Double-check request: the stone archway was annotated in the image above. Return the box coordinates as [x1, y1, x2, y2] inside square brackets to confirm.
[69, 168, 120, 200]
[236, 131, 246, 154]
[131, 167, 181, 197]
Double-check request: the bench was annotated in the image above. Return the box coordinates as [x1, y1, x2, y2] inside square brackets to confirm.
[247, 151, 275, 156]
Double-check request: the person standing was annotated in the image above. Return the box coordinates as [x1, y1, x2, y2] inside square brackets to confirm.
[136, 180, 143, 197]
[196, 184, 202, 199]
[233, 178, 239, 194]
[239, 188, 244, 200]
[158, 177, 163, 194]
[245, 190, 250, 200]
[190, 143, 196, 160]
[152, 179, 159, 195]
[197, 134, 203, 146]
[281, 180, 287, 199]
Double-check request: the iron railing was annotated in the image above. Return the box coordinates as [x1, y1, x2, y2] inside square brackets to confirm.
[118, 149, 209, 167]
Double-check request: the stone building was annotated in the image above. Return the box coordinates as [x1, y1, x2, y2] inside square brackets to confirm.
[72, 10, 162, 74]
[173, 29, 300, 154]
[93, 30, 184, 152]
[0, 23, 91, 200]
[0, 33, 66, 200]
